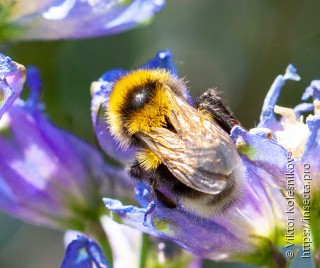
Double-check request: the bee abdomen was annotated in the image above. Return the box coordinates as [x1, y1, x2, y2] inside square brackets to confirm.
[152, 164, 242, 217]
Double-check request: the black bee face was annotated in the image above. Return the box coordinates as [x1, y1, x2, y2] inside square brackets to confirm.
[123, 83, 155, 111]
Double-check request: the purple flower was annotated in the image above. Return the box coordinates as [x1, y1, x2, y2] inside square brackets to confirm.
[256, 65, 320, 263]
[63, 225, 200, 268]
[0, 54, 133, 230]
[91, 51, 306, 267]
[103, 179, 290, 266]
[1, 0, 165, 41]
[258, 64, 301, 131]
[258, 65, 320, 189]
[61, 235, 109, 268]
[0, 53, 26, 118]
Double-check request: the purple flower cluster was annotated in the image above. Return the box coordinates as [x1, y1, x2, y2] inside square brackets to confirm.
[0, 53, 132, 231]
[1, 47, 319, 266]
[2, 2, 319, 267]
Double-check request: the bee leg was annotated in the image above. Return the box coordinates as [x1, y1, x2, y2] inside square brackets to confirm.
[129, 160, 177, 208]
[154, 189, 177, 209]
[195, 88, 240, 133]
[150, 176, 177, 209]
[128, 159, 150, 180]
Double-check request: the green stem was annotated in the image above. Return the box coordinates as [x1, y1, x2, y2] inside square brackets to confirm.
[309, 196, 320, 267]
[139, 233, 150, 268]
[246, 236, 287, 268]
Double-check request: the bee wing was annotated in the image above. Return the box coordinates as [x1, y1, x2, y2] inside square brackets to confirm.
[140, 91, 240, 195]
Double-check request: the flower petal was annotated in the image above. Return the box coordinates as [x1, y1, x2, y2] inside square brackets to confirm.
[142, 50, 193, 105]
[274, 105, 309, 158]
[293, 103, 314, 118]
[9, 0, 56, 18]
[301, 113, 320, 184]
[61, 236, 109, 268]
[0, 54, 26, 119]
[104, 197, 256, 262]
[0, 61, 132, 229]
[103, 198, 158, 236]
[231, 126, 289, 189]
[101, 216, 142, 268]
[134, 181, 152, 208]
[0, 103, 106, 227]
[11, 0, 165, 40]
[25, 66, 42, 107]
[302, 80, 320, 101]
[142, 50, 178, 75]
[258, 64, 300, 130]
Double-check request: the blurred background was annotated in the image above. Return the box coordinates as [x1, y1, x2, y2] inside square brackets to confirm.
[0, 1, 319, 267]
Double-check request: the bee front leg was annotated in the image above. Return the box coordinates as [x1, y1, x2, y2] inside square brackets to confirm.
[195, 88, 240, 133]
[150, 175, 177, 209]
[129, 160, 177, 209]
[129, 159, 149, 180]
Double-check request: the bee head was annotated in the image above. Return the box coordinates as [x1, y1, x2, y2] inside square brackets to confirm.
[107, 69, 188, 151]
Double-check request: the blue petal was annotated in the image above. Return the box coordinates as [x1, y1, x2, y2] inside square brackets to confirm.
[25, 66, 42, 108]
[0, 54, 26, 119]
[142, 50, 193, 105]
[134, 181, 152, 208]
[142, 50, 178, 75]
[293, 103, 314, 118]
[0, 54, 14, 75]
[0, 79, 15, 119]
[104, 198, 254, 260]
[258, 64, 301, 129]
[248, 127, 276, 140]
[302, 80, 320, 101]
[302, 113, 320, 173]
[61, 236, 109, 268]
[99, 68, 127, 83]
[104, 198, 159, 237]
[231, 126, 289, 189]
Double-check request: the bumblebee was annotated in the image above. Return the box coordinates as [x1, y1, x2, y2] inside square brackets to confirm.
[107, 69, 244, 218]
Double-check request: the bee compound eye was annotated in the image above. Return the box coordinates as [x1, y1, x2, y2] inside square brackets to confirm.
[125, 82, 158, 111]
[131, 88, 151, 109]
